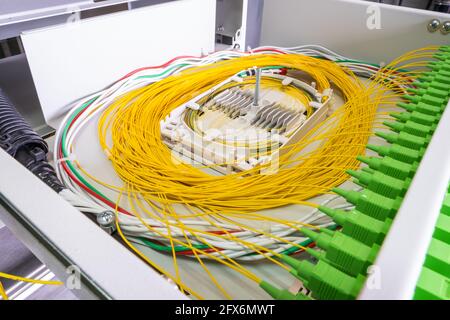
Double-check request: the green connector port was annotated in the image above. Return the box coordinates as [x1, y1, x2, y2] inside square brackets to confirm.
[389, 111, 439, 127]
[357, 155, 418, 179]
[375, 130, 429, 150]
[318, 206, 391, 246]
[366, 143, 424, 164]
[259, 281, 311, 300]
[281, 257, 365, 300]
[346, 169, 411, 199]
[332, 187, 402, 221]
[300, 228, 379, 277]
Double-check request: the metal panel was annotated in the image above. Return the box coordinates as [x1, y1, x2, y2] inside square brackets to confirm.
[242, 0, 264, 49]
[0, 0, 91, 40]
[0, 0, 91, 16]
[216, 0, 243, 39]
[0, 147, 187, 300]
[21, 0, 216, 127]
[0, 54, 52, 137]
[128, 0, 175, 9]
[260, 0, 450, 63]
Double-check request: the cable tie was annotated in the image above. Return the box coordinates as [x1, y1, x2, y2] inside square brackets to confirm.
[309, 101, 322, 109]
[187, 102, 200, 110]
[103, 149, 112, 159]
[231, 76, 243, 83]
[56, 155, 77, 164]
[322, 88, 333, 97]
[282, 77, 294, 86]
[204, 129, 222, 141]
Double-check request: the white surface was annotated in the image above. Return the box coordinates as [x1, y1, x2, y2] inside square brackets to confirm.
[242, 0, 263, 49]
[0, 0, 91, 16]
[0, 0, 92, 26]
[260, 0, 450, 64]
[0, 0, 138, 25]
[0, 0, 137, 40]
[359, 100, 450, 300]
[0, 147, 187, 299]
[21, 0, 216, 127]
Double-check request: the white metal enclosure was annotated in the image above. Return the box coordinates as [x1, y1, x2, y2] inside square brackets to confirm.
[21, 0, 216, 127]
[260, 0, 450, 63]
[0, 0, 449, 300]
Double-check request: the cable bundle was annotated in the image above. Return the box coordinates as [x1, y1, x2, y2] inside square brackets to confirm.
[54, 45, 437, 299]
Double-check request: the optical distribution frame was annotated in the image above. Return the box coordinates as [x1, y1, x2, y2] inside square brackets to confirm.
[0, 0, 449, 300]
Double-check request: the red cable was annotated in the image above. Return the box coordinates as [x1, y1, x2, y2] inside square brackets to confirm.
[176, 248, 219, 256]
[116, 55, 200, 82]
[60, 47, 329, 245]
[115, 48, 287, 83]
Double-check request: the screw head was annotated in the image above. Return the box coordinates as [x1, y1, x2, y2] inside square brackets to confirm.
[428, 19, 441, 32]
[97, 210, 115, 227]
[441, 21, 450, 35]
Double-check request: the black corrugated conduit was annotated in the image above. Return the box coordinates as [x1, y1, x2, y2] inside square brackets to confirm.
[0, 88, 65, 193]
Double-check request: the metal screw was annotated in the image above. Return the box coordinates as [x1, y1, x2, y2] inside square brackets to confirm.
[427, 19, 441, 32]
[97, 210, 116, 234]
[440, 21, 450, 34]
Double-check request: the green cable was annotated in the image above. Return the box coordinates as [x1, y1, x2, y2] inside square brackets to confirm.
[140, 236, 313, 255]
[61, 62, 194, 201]
[140, 238, 209, 252]
[137, 63, 189, 79]
[61, 54, 347, 256]
[280, 239, 314, 255]
[61, 98, 114, 202]
[140, 224, 338, 255]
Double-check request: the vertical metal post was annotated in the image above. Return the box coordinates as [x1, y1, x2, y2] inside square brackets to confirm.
[253, 67, 261, 106]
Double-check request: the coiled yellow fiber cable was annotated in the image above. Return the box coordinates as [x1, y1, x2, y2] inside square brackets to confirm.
[98, 54, 371, 213]
[66, 46, 437, 298]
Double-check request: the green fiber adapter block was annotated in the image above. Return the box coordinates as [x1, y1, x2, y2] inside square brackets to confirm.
[414, 267, 450, 300]
[413, 80, 450, 92]
[288, 259, 365, 300]
[333, 188, 402, 221]
[383, 120, 435, 138]
[357, 155, 417, 180]
[367, 143, 424, 164]
[318, 206, 391, 246]
[259, 281, 311, 300]
[442, 194, 450, 216]
[347, 169, 410, 199]
[408, 87, 450, 99]
[403, 94, 447, 108]
[302, 228, 379, 277]
[375, 130, 428, 152]
[424, 238, 450, 278]
[434, 214, 450, 244]
[398, 101, 443, 116]
[390, 111, 440, 127]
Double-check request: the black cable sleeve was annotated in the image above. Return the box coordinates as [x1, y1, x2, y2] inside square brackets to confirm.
[0, 88, 65, 193]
